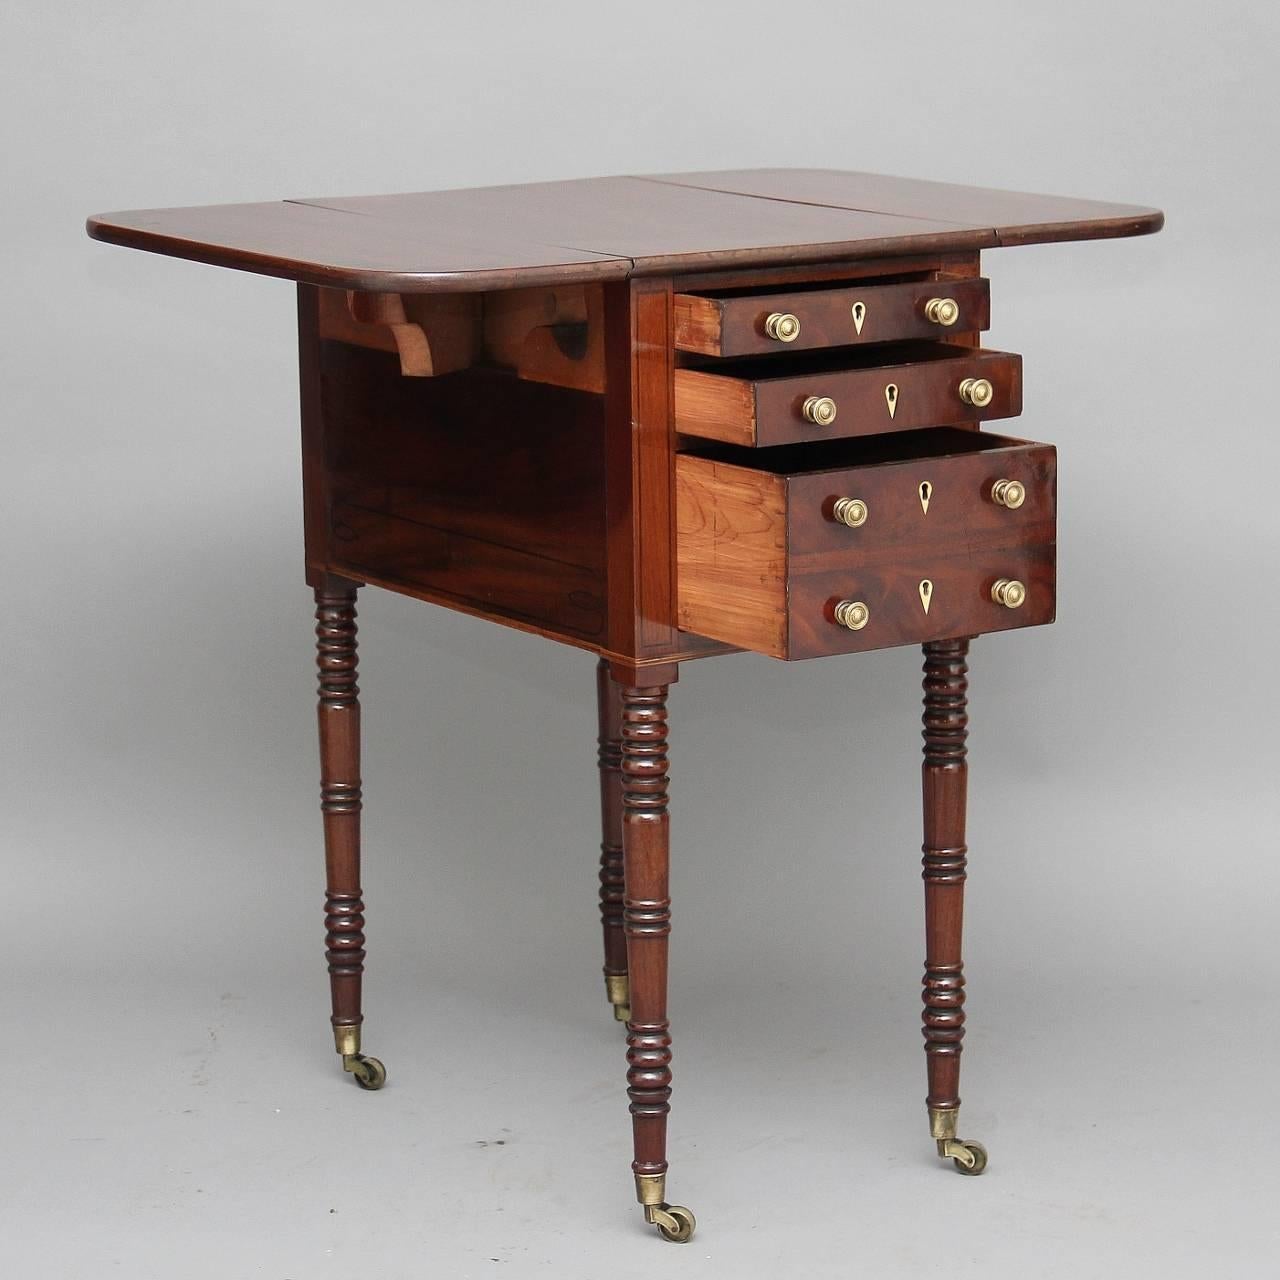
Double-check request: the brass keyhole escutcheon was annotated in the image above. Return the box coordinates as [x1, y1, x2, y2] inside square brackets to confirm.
[852, 301, 866, 335]
[919, 579, 934, 614]
[885, 383, 899, 419]
[918, 480, 933, 514]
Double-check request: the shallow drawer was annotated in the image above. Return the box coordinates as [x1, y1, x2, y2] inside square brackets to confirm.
[674, 277, 990, 357]
[673, 343, 1021, 447]
[675, 428, 1056, 659]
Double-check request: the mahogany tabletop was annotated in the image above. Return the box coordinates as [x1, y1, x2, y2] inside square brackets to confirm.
[86, 168, 1162, 294]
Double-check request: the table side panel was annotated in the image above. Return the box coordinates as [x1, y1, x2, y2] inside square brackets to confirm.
[315, 343, 610, 645]
[603, 279, 729, 670]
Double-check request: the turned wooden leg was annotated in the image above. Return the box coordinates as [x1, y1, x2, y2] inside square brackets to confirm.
[921, 639, 984, 1173]
[619, 679, 695, 1243]
[315, 580, 385, 1091]
[597, 659, 630, 1022]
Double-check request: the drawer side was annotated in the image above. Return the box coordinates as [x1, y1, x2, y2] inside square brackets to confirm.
[676, 455, 789, 657]
[672, 368, 757, 445]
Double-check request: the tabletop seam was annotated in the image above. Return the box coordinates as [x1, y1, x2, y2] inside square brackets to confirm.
[286, 197, 635, 271]
[632, 174, 997, 232]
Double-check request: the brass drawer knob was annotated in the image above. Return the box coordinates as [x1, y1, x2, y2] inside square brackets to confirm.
[802, 395, 838, 426]
[958, 376, 994, 408]
[991, 578, 1027, 609]
[764, 311, 801, 342]
[832, 497, 868, 528]
[991, 478, 1026, 509]
[834, 600, 869, 630]
[925, 297, 960, 326]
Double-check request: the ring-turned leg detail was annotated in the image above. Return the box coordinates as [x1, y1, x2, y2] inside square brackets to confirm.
[620, 680, 695, 1242]
[921, 640, 982, 1172]
[316, 582, 385, 1091]
[596, 660, 630, 1023]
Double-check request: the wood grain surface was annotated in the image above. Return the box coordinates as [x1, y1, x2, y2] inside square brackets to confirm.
[88, 170, 1162, 293]
[920, 639, 971, 1120]
[674, 344, 1022, 447]
[651, 168, 1163, 247]
[674, 276, 990, 358]
[675, 428, 1056, 659]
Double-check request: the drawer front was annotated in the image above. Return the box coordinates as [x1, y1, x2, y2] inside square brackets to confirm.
[788, 544, 1056, 658]
[674, 277, 990, 357]
[788, 437, 1056, 569]
[675, 429, 1055, 660]
[674, 345, 1022, 447]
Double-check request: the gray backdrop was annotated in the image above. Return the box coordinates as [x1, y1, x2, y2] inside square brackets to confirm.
[5, 1, 1277, 1275]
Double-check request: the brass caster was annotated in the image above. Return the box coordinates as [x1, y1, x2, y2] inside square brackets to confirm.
[937, 1137, 988, 1176]
[605, 974, 631, 1024]
[343, 1053, 387, 1091]
[645, 1203, 697, 1244]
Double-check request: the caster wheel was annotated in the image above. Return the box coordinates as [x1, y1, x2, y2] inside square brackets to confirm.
[950, 1139, 987, 1176]
[650, 1204, 696, 1244]
[349, 1054, 387, 1091]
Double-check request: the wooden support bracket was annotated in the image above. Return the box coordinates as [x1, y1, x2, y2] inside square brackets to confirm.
[317, 288, 480, 376]
[316, 283, 606, 392]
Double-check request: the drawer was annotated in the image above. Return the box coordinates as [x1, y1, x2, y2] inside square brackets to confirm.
[674, 277, 990, 357]
[673, 343, 1021, 447]
[675, 428, 1056, 660]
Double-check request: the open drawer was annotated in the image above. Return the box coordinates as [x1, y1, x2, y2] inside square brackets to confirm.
[674, 276, 990, 357]
[674, 343, 1022, 447]
[675, 428, 1056, 659]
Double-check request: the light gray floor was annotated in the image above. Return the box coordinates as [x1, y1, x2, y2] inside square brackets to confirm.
[9, 926, 1275, 1277]
[6, 611, 1277, 1278]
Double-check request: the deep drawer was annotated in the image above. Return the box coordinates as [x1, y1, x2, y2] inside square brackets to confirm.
[675, 428, 1056, 659]
[673, 343, 1022, 447]
[674, 277, 990, 357]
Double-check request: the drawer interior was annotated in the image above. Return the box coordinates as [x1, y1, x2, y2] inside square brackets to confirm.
[679, 425, 1038, 475]
[678, 339, 981, 376]
[682, 269, 938, 300]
